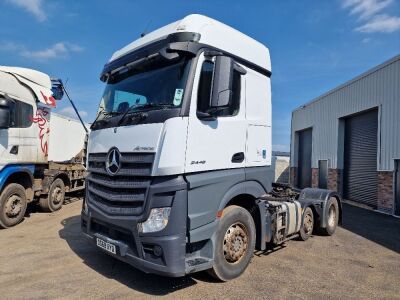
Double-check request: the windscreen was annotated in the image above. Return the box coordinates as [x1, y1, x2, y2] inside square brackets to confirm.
[98, 56, 191, 119]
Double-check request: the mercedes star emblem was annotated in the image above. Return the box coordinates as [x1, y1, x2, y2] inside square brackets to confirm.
[105, 148, 121, 176]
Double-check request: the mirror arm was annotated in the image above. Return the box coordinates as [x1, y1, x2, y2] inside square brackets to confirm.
[233, 63, 247, 75]
[204, 50, 223, 58]
[197, 111, 216, 121]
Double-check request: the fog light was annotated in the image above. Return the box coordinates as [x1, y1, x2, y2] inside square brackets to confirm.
[153, 245, 163, 257]
[139, 207, 171, 233]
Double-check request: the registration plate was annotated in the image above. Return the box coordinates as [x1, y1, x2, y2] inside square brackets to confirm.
[96, 238, 116, 254]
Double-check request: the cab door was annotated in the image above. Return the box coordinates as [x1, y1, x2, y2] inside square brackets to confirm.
[0, 97, 38, 165]
[185, 53, 247, 173]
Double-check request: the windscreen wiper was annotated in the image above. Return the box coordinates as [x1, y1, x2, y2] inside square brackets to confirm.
[90, 109, 121, 129]
[116, 103, 173, 126]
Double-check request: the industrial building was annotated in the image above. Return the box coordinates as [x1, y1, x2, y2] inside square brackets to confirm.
[290, 55, 400, 216]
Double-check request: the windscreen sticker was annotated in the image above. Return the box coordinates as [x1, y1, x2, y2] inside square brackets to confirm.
[173, 89, 184, 106]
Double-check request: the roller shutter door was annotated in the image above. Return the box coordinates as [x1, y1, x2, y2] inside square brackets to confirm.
[297, 128, 312, 189]
[343, 109, 378, 207]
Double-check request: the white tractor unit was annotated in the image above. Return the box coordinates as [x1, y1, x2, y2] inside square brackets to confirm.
[81, 14, 342, 281]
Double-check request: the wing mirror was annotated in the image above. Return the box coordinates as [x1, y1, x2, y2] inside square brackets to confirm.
[51, 79, 65, 100]
[209, 56, 246, 111]
[0, 97, 13, 129]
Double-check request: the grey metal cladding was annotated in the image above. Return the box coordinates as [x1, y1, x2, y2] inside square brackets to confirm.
[186, 168, 245, 230]
[291, 55, 400, 171]
[245, 166, 273, 193]
[186, 167, 269, 231]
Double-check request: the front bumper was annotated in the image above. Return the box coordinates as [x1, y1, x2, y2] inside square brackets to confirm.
[81, 176, 188, 277]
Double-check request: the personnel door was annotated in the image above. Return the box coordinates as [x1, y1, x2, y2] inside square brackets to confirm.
[297, 128, 312, 188]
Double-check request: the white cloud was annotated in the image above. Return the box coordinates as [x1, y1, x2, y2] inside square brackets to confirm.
[341, 0, 393, 20]
[20, 42, 84, 61]
[341, 0, 400, 34]
[0, 41, 21, 52]
[355, 14, 400, 32]
[57, 107, 88, 119]
[6, 0, 46, 22]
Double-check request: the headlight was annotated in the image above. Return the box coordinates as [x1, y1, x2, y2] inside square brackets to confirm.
[139, 207, 171, 233]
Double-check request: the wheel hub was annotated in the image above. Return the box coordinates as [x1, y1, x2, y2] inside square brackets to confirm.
[328, 205, 336, 227]
[4, 195, 22, 218]
[52, 187, 63, 205]
[223, 222, 248, 263]
[304, 213, 313, 234]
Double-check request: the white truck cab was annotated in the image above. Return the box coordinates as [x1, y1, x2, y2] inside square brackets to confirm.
[0, 67, 86, 228]
[82, 14, 341, 281]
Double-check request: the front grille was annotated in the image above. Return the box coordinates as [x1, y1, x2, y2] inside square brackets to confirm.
[87, 152, 154, 216]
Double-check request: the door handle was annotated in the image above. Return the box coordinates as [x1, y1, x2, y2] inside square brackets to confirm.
[232, 152, 244, 163]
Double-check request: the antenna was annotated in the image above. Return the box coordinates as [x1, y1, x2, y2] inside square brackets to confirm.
[140, 19, 152, 37]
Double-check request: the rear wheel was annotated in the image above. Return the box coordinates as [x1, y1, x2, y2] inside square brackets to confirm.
[0, 183, 27, 228]
[39, 178, 65, 212]
[299, 207, 314, 241]
[208, 205, 256, 281]
[320, 197, 339, 236]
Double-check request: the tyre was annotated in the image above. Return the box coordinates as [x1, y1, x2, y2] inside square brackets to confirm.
[0, 183, 27, 229]
[208, 205, 256, 281]
[299, 207, 314, 241]
[320, 197, 339, 236]
[39, 178, 65, 212]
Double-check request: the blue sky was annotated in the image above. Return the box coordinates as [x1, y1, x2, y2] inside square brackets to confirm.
[1, 0, 399, 151]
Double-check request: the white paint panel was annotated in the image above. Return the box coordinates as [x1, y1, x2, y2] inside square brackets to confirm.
[246, 125, 270, 167]
[48, 113, 87, 162]
[153, 117, 189, 176]
[88, 123, 163, 155]
[109, 14, 271, 73]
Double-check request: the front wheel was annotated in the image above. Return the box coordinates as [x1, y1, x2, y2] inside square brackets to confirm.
[0, 183, 28, 229]
[208, 205, 256, 281]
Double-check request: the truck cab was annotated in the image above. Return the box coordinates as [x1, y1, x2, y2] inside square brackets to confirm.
[0, 67, 86, 228]
[82, 14, 341, 281]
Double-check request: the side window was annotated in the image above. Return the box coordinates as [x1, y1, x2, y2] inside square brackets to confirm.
[197, 60, 214, 113]
[10, 100, 33, 128]
[197, 59, 241, 117]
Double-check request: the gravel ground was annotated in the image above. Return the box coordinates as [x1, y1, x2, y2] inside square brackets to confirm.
[0, 198, 399, 300]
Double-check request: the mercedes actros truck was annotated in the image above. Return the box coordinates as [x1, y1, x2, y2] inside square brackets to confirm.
[82, 14, 342, 281]
[0, 67, 87, 229]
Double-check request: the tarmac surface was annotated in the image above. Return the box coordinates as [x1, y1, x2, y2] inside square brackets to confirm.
[0, 196, 399, 300]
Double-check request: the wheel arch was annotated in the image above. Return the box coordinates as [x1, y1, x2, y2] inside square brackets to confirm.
[0, 166, 34, 202]
[219, 181, 266, 251]
[42, 171, 70, 194]
[298, 188, 343, 228]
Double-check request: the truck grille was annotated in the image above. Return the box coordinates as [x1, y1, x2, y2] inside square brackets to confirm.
[87, 152, 154, 216]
